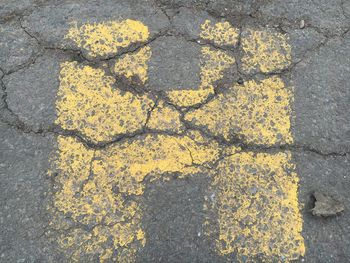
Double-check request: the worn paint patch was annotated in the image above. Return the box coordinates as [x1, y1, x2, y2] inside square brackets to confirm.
[167, 46, 235, 107]
[199, 47, 235, 89]
[185, 76, 293, 145]
[66, 20, 149, 57]
[147, 101, 184, 132]
[200, 20, 239, 46]
[114, 46, 152, 84]
[211, 151, 305, 261]
[50, 136, 145, 262]
[56, 61, 154, 143]
[242, 30, 291, 73]
[50, 134, 220, 262]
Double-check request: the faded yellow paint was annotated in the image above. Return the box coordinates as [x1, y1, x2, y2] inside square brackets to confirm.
[56, 61, 154, 143]
[200, 20, 239, 46]
[50, 134, 219, 262]
[147, 101, 184, 132]
[212, 151, 305, 261]
[51, 18, 305, 263]
[167, 46, 235, 107]
[114, 46, 152, 84]
[242, 30, 291, 73]
[185, 76, 293, 145]
[66, 20, 149, 57]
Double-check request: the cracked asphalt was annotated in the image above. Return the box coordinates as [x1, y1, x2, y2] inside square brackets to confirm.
[1, 0, 350, 262]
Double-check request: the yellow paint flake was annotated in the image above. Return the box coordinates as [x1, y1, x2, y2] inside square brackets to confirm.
[185, 76, 293, 145]
[242, 29, 291, 73]
[56, 61, 154, 143]
[200, 20, 239, 46]
[167, 46, 235, 107]
[66, 20, 149, 57]
[147, 101, 184, 132]
[114, 46, 152, 84]
[50, 134, 219, 261]
[212, 151, 305, 261]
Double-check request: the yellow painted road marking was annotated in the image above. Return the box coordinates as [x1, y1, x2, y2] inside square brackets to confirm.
[200, 20, 239, 46]
[185, 76, 294, 145]
[241, 30, 292, 73]
[211, 151, 305, 261]
[114, 46, 152, 84]
[146, 101, 184, 132]
[51, 133, 220, 262]
[67, 20, 149, 57]
[56, 61, 153, 143]
[50, 18, 305, 262]
[167, 45, 235, 107]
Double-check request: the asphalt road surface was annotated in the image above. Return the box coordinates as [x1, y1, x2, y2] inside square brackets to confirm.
[1, 0, 350, 262]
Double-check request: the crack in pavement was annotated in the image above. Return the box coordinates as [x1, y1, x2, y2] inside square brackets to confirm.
[1, 115, 349, 158]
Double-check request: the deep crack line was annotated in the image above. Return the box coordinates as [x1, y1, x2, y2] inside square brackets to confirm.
[1, 116, 349, 159]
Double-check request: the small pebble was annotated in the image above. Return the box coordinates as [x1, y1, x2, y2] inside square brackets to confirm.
[300, 20, 305, 29]
[237, 77, 244, 85]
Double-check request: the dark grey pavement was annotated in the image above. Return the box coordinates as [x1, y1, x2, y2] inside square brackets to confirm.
[1, 0, 350, 262]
